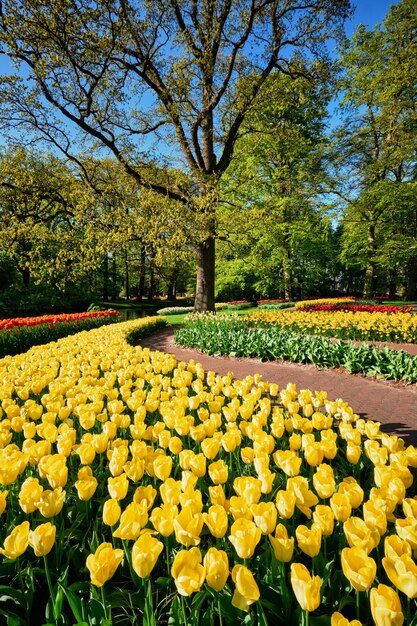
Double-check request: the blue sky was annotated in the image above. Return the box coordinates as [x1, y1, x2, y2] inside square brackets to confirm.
[347, 0, 399, 34]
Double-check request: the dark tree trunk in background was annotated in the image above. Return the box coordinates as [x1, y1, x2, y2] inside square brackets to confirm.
[363, 224, 376, 298]
[125, 254, 130, 300]
[138, 244, 146, 301]
[103, 254, 109, 301]
[406, 256, 417, 300]
[195, 237, 215, 312]
[148, 260, 155, 300]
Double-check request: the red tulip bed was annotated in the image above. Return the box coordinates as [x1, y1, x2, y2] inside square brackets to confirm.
[0, 317, 416, 626]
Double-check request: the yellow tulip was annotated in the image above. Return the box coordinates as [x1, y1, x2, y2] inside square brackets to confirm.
[74, 475, 98, 501]
[233, 477, 262, 505]
[346, 444, 362, 465]
[343, 517, 380, 554]
[0, 521, 30, 559]
[304, 443, 324, 467]
[231, 564, 260, 612]
[107, 473, 129, 500]
[395, 517, 417, 554]
[330, 493, 351, 522]
[86, 542, 124, 587]
[132, 533, 163, 578]
[312, 505, 334, 536]
[203, 504, 229, 538]
[287, 477, 318, 518]
[133, 484, 157, 510]
[37, 487, 65, 518]
[338, 477, 364, 509]
[208, 459, 228, 485]
[209, 485, 226, 507]
[384, 534, 412, 559]
[0, 490, 8, 515]
[251, 502, 277, 535]
[382, 555, 417, 598]
[229, 518, 261, 559]
[153, 455, 172, 481]
[313, 464, 335, 499]
[159, 478, 181, 506]
[28, 523, 56, 557]
[331, 612, 362, 626]
[171, 547, 205, 596]
[341, 547, 376, 591]
[102, 498, 122, 526]
[19, 477, 43, 514]
[269, 524, 294, 562]
[113, 501, 148, 540]
[275, 489, 296, 519]
[296, 524, 322, 558]
[290, 563, 321, 612]
[150, 504, 178, 537]
[363, 500, 387, 536]
[203, 548, 229, 591]
[273, 450, 302, 477]
[370, 584, 404, 626]
[173, 505, 204, 547]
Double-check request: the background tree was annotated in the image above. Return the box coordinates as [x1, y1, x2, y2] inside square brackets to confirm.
[333, 0, 417, 298]
[0, 0, 352, 310]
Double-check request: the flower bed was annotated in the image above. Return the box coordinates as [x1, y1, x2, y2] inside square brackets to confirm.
[0, 309, 119, 331]
[175, 315, 417, 382]
[1, 316, 416, 625]
[0, 311, 124, 358]
[295, 297, 356, 309]
[248, 309, 417, 344]
[299, 304, 412, 314]
[157, 306, 195, 315]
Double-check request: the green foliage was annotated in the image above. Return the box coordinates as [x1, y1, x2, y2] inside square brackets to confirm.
[175, 316, 417, 382]
[124, 318, 167, 345]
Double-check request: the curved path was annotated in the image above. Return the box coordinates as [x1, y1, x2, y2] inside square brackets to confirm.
[141, 326, 417, 444]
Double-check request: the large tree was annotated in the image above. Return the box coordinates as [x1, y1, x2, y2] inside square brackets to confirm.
[333, 0, 417, 298]
[0, 0, 351, 310]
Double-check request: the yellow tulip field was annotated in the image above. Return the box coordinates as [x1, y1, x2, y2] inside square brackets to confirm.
[0, 317, 416, 625]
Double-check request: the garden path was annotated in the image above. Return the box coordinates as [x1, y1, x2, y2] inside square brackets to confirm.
[141, 326, 417, 444]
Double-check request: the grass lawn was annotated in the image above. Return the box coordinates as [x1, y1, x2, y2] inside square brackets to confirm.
[161, 308, 251, 325]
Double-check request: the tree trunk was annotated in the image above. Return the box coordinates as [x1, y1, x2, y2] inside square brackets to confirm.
[125, 254, 130, 300]
[195, 237, 215, 312]
[138, 244, 146, 301]
[103, 254, 109, 301]
[363, 224, 376, 299]
[406, 256, 417, 300]
[148, 260, 155, 301]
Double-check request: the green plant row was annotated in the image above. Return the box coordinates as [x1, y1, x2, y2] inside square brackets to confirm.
[125, 317, 167, 344]
[0, 316, 123, 358]
[174, 316, 417, 383]
[257, 303, 294, 310]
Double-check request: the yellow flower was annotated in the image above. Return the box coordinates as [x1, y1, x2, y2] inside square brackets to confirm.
[28, 523, 56, 557]
[102, 498, 122, 527]
[86, 542, 124, 587]
[395, 517, 417, 554]
[0, 521, 30, 559]
[153, 455, 173, 481]
[331, 612, 362, 626]
[313, 464, 335, 499]
[113, 501, 148, 540]
[0, 490, 8, 515]
[74, 475, 98, 501]
[208, 459, 228, 485]
[275, 489, 296, 519]
[203, 504, 229, 538]
[150, 504, 178, 537]
[171, 547, 205, 596]
[363, 500, 387, 536]
[330, 493, 352, 522]
[382, 555, 417, 598]
[173, 505, 204, 547]
[209, 485, 226, 507]
[251, 502, 277, 535]
[133, 484, 157, 510]
[273, 450, 302, 477]
[107, 473, 129, 500]
[370, 584, 404, 626]
[19, 477, 43, 514]
[304, 443, 324, 467]
[269, 523, 294, 562]
[343, 517, 380, 554]
[290, 563, 321, 612]
[228, 518, 261, 559]
[233, 477, 262, 505]
[341, 547, 376, 591]
[132, 533, 163, 578]
[312, 505, 334, 536]
[296, 524, 322, 558]
[338, 478, 364, 509]
[384, 534, 412, 559]
[287, 477, 318, 518]
[37, 487, 66, 518]
[231, 564, 260, 612]
[204, 547, 229, 591]
[159, 478, 181, 506]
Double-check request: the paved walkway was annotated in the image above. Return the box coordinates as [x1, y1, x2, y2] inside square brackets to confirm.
[140, 327, 417, 444]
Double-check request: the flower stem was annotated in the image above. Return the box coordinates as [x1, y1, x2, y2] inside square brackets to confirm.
[43, 555, 54, 599]
[356, 589, 360, 621]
